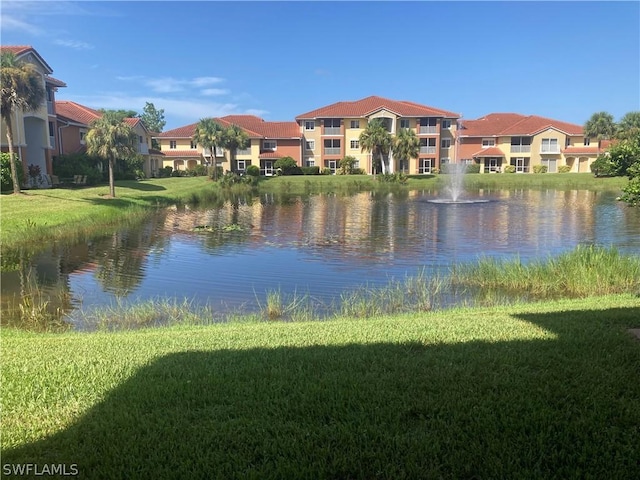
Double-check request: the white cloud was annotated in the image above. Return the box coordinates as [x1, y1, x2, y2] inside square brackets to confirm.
[191, 77, 225, 87]
[201, 88, 229, 96]
[54, 39, 94, 50]
[67, 93, 267, 129]
[0, 15, 43, 35]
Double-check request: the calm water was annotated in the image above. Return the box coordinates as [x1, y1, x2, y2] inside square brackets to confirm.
[2, 188, 639, 327]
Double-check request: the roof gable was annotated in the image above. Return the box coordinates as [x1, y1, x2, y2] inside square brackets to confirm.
[0, 45, 53, 74]
[460, 113, 583, 137]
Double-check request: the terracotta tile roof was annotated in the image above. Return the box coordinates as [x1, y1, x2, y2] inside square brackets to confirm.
[157, 116, 301, 140]
[0, 45, 53, 73]
[162, 150, 202, 157]
[472, 147, 505, 157]
[459, 113, 584, 137]
[295, 96, 460, 120]
[56, 101, 102, 125]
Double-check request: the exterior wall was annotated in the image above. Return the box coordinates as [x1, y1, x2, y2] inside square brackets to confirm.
[344, 117, 368, 171]
[57, 123, 85, 155]
[265, 138, 300, 161]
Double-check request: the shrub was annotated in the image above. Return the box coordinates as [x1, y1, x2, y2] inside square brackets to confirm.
[322, 168, 333, 175]
[193, 164, 208, 176]
[274, 157, 302, 175]
[301, 166, 320, 175]
[465, 163, 481, 174]
[591, 156, 618, 177]
[208, 166, 224, 180]
[246, 165, 260, 177]
[352, 168, 366, 175]
[558, 165, 571, 173]
[338, 156, 358, 175]
[171, 169, 184, 177]
[503, 165, 516, 173]
[158, 166, 173, 177]
[533, 165, 548, 174]
[377, 172, 408, 184]
[52, 153, 103, 185]
[1, 153, 25, 192]
[431, 168, 440, 175]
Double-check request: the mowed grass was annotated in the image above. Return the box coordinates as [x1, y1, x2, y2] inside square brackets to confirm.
[0, 177, 212, 248]
[2, 295, 639, 479]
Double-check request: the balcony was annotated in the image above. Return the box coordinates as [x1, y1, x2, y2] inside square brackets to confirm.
[419, 126, 437, 134]
[540, 145, 560, 154]
[237, 148, 251, 156]
[138, 143, 149, 155]
[49, 136, 55, 149]
[510, 145, 531, 153]
[324, 127, 341, 135]
[324, 147, 341, 155]
[420, 146, 437, 154]
[47, 101, 54, 115]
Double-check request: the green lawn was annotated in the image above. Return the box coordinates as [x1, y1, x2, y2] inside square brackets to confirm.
[2, 295, 639, 478]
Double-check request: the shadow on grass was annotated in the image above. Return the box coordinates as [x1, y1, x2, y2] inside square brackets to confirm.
[114, 180, 167, 192]
[3, 307, 639, 478]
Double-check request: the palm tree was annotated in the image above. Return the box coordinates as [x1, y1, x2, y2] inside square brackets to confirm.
[192, 118, 225, 180]
[221, 124, 250, 173]
[616, 111, 640, 140]
[359, 118, 392, 175]
[584, 112, 616, 141]
[85, 111, 137, 198]
[393, 128, 419, 174]
[1, 52, 46, 194]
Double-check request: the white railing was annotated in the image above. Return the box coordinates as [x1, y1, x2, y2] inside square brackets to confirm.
[237, 148, 251, 156]
[419, 126, 437, 134]
[49, 136, 55, 149]
[47, 101, 54, 115]
[324, 127, 341, 135]
[540, 146, 560, 153]
[420, 146, 436, 154]
[324, 147, 341, 155]
[510, 145, 531, 153]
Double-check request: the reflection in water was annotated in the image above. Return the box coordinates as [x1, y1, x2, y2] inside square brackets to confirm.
[2, 189, 639, 329]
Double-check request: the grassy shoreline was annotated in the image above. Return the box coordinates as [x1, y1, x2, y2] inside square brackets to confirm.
[1, 174, 630, 250]
[2, 294, 639, 478]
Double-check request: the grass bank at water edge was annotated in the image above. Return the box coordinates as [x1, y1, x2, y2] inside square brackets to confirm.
[2, 295, 639, 479]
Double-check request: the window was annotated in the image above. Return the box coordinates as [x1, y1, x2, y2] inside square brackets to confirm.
[400, 119, 410, 129]
[305, 140, 315, 150]
[324, 139, 341, 155]
[325, 159, 338, 173]
[510, 136, 531, 153]
[350, 120, 360, 129]
[419, 118, 437, 134]
[441, 157, 450, 165]
[441, 139, 451, 149]
[139, 136, 144, 144]
[418, 158, 433, 174]
[306, 158, 315, 167]
[190, 141, 197, 149]
[169, 140, 177, 149]
[304, 121, 315, 131]
[236, 160, 247, 172]
[540, 138, 559, 153]
[263, 140, 276, 150]
[565, 137, 571, 147]
[442, 119, 452, 129]
[350, 139, 359, 149]
[79, 129, 87, 145]
[541, 158, 557, 173]
[584, 137, 591, 146]
[482, 138, 495, 147]
[49, 122, 55, 136]
[420, 138, 437, 153]
[325, 118, 341, 134]
[510, 157, 530, 173]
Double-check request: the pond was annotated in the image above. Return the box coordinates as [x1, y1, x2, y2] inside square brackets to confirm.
[2, 187, 639, 329]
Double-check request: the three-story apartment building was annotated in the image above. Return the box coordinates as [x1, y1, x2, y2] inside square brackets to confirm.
[1, 46, 66, 186]
[295, 96, 460, 174]
[457, 113, 608, 173]
[155, 116, 301, 176]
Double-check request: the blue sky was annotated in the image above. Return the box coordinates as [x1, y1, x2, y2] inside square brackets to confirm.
[2, 1, 639, 131]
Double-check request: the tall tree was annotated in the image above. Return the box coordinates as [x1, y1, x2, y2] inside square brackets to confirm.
[140, 102, 166, 133]
[584, 111, 616, 141]
[192, 118, 225, 181]
[616, 111, 640, 140]
[359, 118, 392, 175]
[0, 52, 46, 194]
[98, 108, 138, 121]
[85, 111, 137, 198]
[392, 128, 419, 173]
[221, 124, 250, 172]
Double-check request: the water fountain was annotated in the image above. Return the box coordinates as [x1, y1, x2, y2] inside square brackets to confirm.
[428, 163, 489, 204]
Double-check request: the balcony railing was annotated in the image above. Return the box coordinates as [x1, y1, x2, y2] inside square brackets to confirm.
[49, 136, 55, 149]
[419, 126, 437, 134]
[324, 147, 341, 155]
[138, 144, 149, 155]
[510, 145, 531, 153]
[540, 146, 560, 154]
[324, 127, 341, 135]
[47, 101, 54, 115]
[419, 146, 437, 154]
[237, 148, 251, 156]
